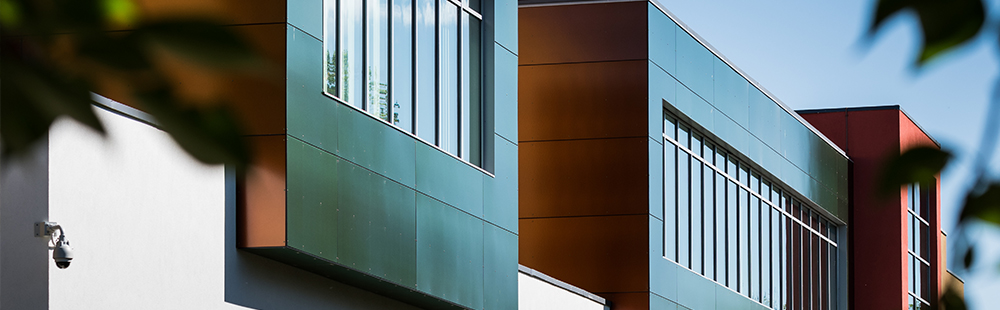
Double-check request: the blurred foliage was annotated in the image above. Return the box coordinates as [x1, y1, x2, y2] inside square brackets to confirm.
[0, 0, 263, 168]
[870, 0, 1000, 308]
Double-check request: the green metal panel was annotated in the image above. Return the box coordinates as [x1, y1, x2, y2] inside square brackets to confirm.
[288, 0, 322, 39]
[494, 45, 518, 143]
[493, 0, 517, 54]
[415, 142, 484, 217]
[651, 293, 678, 310]
[337, 104, 417, 188]
[649, 138, 663, 219]
[649, 217, 678, 300]
[675, 29, 713, 103]
[648, 4, 676, 74]
[287, 26, 340, 152]
[416, 193, 485, 309]
[676, 267, 716, 310]
[286, 137, 339, 260]
[336, 162, 417, 286]
[715, 285, 751, 310]
[649, 61, 675, 140]
[484, 137, 517, 232]
[483, 223, 517, 310]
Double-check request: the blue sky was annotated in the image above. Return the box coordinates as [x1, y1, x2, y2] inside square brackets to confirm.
[657, 0, 1000, 307]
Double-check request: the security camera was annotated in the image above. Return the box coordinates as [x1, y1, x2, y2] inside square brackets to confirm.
[36, 222, 73, 269]
[52, 236, 73, 269]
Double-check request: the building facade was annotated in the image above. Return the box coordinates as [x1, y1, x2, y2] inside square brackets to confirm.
[0, 0, 960, 309]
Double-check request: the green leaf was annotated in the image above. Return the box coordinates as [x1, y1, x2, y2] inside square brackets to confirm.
[136, 90, 249, 169]
[137, 19, 261, 70]
[869, 0, 985, 65]
[960, 183, 1000, 225]
[963, 246, 974, 269]
[78, 33, 151, 71]
[941, 285, 967, 310]
[877, 146, 951, 196]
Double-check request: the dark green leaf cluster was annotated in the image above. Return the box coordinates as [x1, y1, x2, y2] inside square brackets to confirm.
[0, 0, 262, 168]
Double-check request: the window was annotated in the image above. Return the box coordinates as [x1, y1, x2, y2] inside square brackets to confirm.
[325, 0, 483, 165]
[663, 111, 839, 310]
[908, 182, 932, 309]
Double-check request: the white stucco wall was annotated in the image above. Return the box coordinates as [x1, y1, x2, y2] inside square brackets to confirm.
[47, 107, 243, 310]
[43, 105, 423, 310]
[518, 272, 605, 310]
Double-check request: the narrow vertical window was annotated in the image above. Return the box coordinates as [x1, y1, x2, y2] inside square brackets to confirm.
[415, 0, 436, 143]
[368, 0, 390, 119]
[391, 0, 413, 130]
[438, 0, 459, 154]
[341, 0, 364, 106]
[460, 13, 481, 164]
[325, 0, 340, 97]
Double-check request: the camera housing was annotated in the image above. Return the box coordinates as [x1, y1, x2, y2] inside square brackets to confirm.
[53, 241, 73, 269]
[37, 222, 73, 269]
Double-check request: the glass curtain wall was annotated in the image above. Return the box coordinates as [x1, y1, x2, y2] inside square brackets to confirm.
[324, 0, 483, 166]
[664, 111, 839, 310]
[908, 183, 932, 310]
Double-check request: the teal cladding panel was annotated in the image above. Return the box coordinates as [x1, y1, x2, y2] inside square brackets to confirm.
[287, 26, 339, 151]
[494, 0, 517, 54]
[288, 0, 322, 38]
[648, 2, 676, 74]
[337, 101, 417, 187]
[485, 136, 518, 232]
[715, 285, 752, 310]
[287, 138, 339, 258]
[483, 223, 518, 310]
[651, 294, 678, 310]
[336, 162, 417, 286]
[647, 6, 847, 219]
[649, 216, 677, 300]
[415, 143, 485, 217]
[495, 46, 518, 143]
[416, 194, 485, 309]
[676, 268, 716, 310]
[675, 29, 713, 103]
[650, 138, 663, 219]
[650, 61, 676, 139]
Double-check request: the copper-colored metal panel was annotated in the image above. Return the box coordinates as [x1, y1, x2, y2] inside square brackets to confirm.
[238, 135, 287, 248]
[223, 24, 287, 136]
[520, 137, 649, 218]
[136, 0, 286, 26]
[599, 292, 649, 310]
[520, 1, 647, 65]
[519, 60, 648, 142]
[519, 215, 649, 294]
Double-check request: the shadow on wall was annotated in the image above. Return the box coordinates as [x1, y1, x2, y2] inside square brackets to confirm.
[221, 166, 422, 310]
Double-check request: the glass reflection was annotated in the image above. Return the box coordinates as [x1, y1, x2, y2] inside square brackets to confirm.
[415, 0, 436, 143]
[439, 0, 458, 154]
[392, 0, 413, 130]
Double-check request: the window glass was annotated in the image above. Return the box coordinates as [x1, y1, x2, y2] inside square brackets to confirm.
[739, 187, 749, 294]
[665, 144, 677, 260]
[439, 0, 459, 154]
[325, 1, 339, 96]
[461, 14, 481, 164]
[715, 172, 726, 281]
[728, 180, 738, 288]
[369, 0, 390, 119]
[341, 0, 364, 106]
[704, 163, 715, 280]
[415, 0, 436, 143]
[392, 0, 413, 130]
[749, 195, 760, 301]
[691, 159, 703, 274]
[678, 150, 690, 267]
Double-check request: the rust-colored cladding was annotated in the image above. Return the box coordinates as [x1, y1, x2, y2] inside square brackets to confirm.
[519, 60, 650, 141]
[519, 1, 647, 65]
[519, 215, 650, 294]
[519, 137, 650, 218]
[519, 1, 653, 308]
[238, 135, 287, 248]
